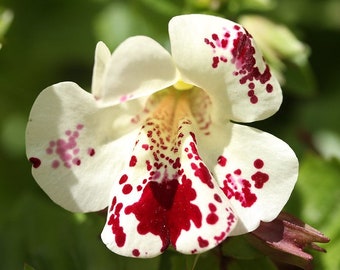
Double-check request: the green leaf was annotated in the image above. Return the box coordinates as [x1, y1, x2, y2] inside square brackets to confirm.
[222, 236, 262, 260]
[287, 153, 340, 269]
[228, 256, 277, 270]
[23, 264, 36, 270]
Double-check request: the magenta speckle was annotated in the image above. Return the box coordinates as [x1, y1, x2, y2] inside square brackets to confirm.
[29, 157, 41, 168]
[52, 160, 60, 169]
[44, 124, 95, 169]
[72, 158, 81, 166]
[204, 26, 273, 104]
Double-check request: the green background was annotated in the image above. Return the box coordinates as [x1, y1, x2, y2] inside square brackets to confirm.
[1, 0, 340, 269]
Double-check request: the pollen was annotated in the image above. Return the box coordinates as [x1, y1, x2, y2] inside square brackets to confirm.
[173, 80, 194, 91]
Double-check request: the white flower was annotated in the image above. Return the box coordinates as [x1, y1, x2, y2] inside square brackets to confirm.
[26, 14, 298, 258]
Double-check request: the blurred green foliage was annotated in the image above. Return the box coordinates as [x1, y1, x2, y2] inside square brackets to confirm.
[1, 0, 340, 269]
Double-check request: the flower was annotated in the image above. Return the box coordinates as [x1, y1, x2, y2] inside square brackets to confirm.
[26, 14, 298, 258]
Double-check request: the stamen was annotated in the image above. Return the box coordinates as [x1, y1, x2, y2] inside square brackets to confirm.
[173, 80, 194, 91]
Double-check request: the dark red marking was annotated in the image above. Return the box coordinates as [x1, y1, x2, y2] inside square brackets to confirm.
[119, 174, 128, 185]
[122, 184, 133, 195]
[221, 175, 257, 208]
[124, 176, 202, 251]
[234, 169, 241, 175]
[87, 148, 95, 156]
[208, 203, 217, 212]
[191, 162, 214, 189]
[217, 156, 227, 167]
[266, 83, 273, 93]
[214, 193, 222, 203]
[254, 158, 264, 169]
[206, 213, 219, 225]
[214, 231, 226, 242]
[29, 157, 41, 168]
[251, 171, 269, 188]
[129, 155, 137, 167]
[132, 249, 140, 257]
[108, 202, 126, 247]
[197, 236, 209, 248]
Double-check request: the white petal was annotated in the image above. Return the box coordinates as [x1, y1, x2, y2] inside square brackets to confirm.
[26, 82, 141, 212]
[98, 36, 178, 106]
[92, 41, 112, 98]
[198, 123, 298, 235]
[169, 14, 282, 123]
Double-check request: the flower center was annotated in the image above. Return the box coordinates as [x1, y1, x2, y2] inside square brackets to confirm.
[173, 80, 194, 91]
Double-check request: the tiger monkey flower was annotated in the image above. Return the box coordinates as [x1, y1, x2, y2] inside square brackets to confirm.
[26, 14, 298, 258]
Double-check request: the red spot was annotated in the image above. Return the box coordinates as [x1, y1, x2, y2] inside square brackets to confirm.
[231, 30, 273, 104]
[250, 95, 258, 104]
[191, 162, 214, 189]
[129, 155, 137, 167]
[124, 176, 202, 251]
[72, 157, 81, 166]
[251, 171, 269, 188]
[266, 83, 273, 93]
[221, 175, 257, 208]
[214, 193, 222, 203]
[119, 174, 128, 185]
[76, 124, 84, 130]
[146, 160, 152, 171]
[109, 196, 117, 212]
[87, 148, 95, 156]
[214, 231, 226, 242]
[190, 132, 197, 144]
[132, 249, 140, 257]
[52, 160, 60, 169]
[142, 144, 149, 150]
[248, 90, 255, 97]
[217, 156, 227, 167]
[122, 184, 133, 194]
[206, 213, 219, 225]
[172, 157, 181, 169]
[234, 169, 242, 175]
[254, 159, 264, 169]
[108, 203, 126, 247]
[29, 157, 41, 168]
[208, 203, 217, 212]
[197, 236, 209, 248]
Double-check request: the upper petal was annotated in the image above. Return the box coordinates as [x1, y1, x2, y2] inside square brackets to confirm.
[97, 36, 179, 106]
[26, 82, 141, 212]
[169, 14, 282, 123]
[91, 41, 111, 98]
[198, 122, 298, 235]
